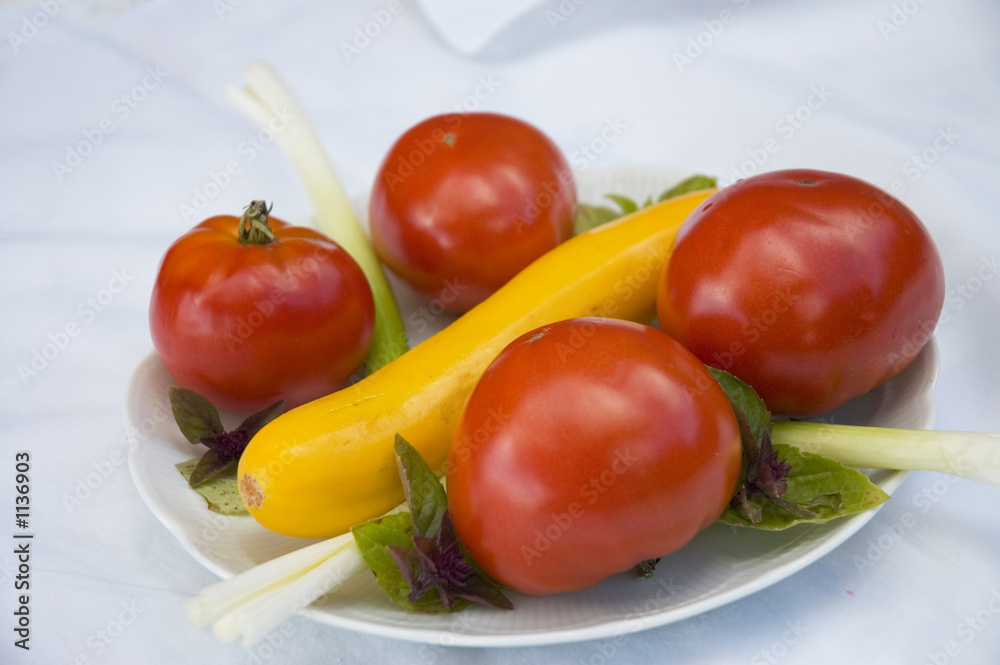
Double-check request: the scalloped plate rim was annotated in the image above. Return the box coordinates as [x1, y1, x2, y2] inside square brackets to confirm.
[126, 165, 938, 647]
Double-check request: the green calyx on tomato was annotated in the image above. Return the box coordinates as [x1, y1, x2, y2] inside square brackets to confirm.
[657, 168, 945, 417]
[236, 200, 278, 246]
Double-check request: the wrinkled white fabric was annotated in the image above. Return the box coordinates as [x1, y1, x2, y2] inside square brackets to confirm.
[2, 1, 999, 663]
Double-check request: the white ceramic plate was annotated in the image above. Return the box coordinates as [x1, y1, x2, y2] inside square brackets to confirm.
[126, 166, 939, 647]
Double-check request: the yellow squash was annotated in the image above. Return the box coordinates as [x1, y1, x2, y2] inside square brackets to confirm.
[238, 188, 716, 538]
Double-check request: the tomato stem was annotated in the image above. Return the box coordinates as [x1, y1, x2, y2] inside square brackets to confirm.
[238, 200, 278, 246]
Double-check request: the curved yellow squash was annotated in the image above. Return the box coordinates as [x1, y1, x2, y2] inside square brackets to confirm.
[238, 188, 715, 538]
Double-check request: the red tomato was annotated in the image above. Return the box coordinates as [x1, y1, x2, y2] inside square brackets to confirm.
[447, 318, 742, 595]
[369, 112, 576, 312]
[657, 169, 945, 417]
[149, 201, 375, 413]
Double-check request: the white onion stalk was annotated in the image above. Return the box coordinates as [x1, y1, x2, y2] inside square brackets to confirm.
[184, 531, 353, 630]
[771, 421, 1000, 489]
[224, 60, 407, 372]
[196, 59, 410, 647]
[210, 540, 366, 646]
[184, 502, 405, 648]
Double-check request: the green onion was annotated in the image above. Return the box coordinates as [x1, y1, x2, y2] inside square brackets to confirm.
[772, 421, 1000, 489]
[224, 60, 408, 373]
[184, 505, 403, 648]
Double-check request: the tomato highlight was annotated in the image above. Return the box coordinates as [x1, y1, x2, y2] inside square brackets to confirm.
[369, 112, 577, 312]
[657, 169, 946, 416]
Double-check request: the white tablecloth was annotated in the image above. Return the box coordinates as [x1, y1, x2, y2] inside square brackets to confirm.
[3, 1, 999, 663]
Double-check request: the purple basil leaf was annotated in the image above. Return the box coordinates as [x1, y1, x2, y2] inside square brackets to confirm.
[387, 544, 424, 597]
[200, 429, 250, 462]
[236, 399, 286, 440]
[755, 431, 791, 497]
[452, 573, 515, 610]
[168, 387, 281, 488]
[383, 436, 513, 612]
[168, 386, 224, 444]
[187, 448, 238, 487]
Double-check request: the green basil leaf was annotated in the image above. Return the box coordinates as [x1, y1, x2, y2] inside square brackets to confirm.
[708, 366, 889, 530]
[708, 367, 772, 443]
[393, 434, 448, 538]
[573, 174, 717, 235]
[657, 174, 718, 201]
[175, 459, 247, 515]
[573, 203, 623, 234]
[168, 386, 225, 443]
[605, 194, 639, 214]
[718, 443, 890, 530]
[351, 513, 466, 613]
